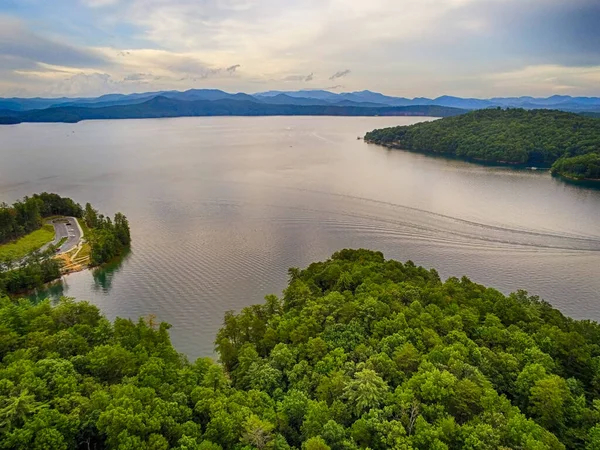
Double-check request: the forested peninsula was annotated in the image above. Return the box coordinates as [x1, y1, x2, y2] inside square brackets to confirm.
[0, 194, 131, 295]
[365, 109, 600, 180]
[2, 249, 600, 449]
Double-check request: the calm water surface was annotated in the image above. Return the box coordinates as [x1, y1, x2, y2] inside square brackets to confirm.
[1, 116, 599, 358]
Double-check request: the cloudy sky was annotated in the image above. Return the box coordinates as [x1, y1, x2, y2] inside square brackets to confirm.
[1, 0, 599, 98]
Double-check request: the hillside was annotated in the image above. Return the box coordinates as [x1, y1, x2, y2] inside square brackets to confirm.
[365, 108, 600, 180]
[0, 97, 466, 124]
[3, 89, 600, 114]
[2, 249, 600, 448]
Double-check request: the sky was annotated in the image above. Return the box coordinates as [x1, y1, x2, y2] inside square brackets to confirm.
[1, 0, 599, 98]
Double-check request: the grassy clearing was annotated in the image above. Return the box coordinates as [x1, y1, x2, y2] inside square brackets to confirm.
[77, 218, 90, 239]
[0, 224, 55, 261]
[56, 237, 68, 248]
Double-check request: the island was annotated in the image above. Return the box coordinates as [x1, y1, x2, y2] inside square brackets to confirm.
[1, 249, 599, 449]
[0, 193, 131, 295]
[364, 108, 600, 181]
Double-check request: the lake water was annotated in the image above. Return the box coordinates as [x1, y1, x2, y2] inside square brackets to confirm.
[1, 116, 600, 359]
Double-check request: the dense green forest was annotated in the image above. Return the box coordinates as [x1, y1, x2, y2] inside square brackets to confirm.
[550, 153, 600, 180]
[364, 109, 600, 179]
[0, 248, 62, 295]
[0, 193, 82, 244]
[0, 194, 131, 295]
[2, 249, 600, 449]
[83, 203, 131, 267]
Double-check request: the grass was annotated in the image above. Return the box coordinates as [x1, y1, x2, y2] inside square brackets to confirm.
[56, 237, 68, 249]
[77, 218, 90, 239]
[77, 243, 91, 260]
[0, 224, 55, 261]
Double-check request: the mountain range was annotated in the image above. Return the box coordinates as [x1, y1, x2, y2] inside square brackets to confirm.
[0, 96, 466, 125]
[0, 88, 599, 125]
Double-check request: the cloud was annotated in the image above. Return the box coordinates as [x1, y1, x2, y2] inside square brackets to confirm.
[326, 85, 344, 90]
[123, 72, 152, 81]
[3, 0, 600, 97]
[46, 72, 117, 97]
[282, 72, 314, 82]
[329, 69, 350, 80]
[81, 0, 119, 7]
[0, 16, 105, 69]
[484, 64, 600, 96]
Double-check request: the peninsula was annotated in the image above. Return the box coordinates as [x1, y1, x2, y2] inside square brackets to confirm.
[365, 108, 600, 180]
[0, 193, 131, 295]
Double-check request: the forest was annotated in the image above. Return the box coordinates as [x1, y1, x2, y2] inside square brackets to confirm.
[1, 249, 600, 449]
[550, 153, 600, 180]
[364, 109, 600, 179]
[83, 203, 131, 267]
[0, 194, 131, 295]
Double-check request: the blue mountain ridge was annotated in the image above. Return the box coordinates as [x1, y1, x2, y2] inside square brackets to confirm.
[1, 88, 599, 113]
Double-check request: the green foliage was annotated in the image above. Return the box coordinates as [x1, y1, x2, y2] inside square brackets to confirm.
[87, 211, 131, 266]
[216, 249, 600, 449]
[365, 108, 600, 178]
[2, 250, 600, 448]
[0, 249, 62, 294]
[551, 153, 600, 180]
[0, 193, 83, 245]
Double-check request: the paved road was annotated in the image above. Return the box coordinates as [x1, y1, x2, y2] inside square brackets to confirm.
[42, 217, 82, 254]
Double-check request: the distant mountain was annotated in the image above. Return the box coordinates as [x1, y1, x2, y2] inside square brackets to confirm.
[162, 89, 259, 103]
[256, 94, 332, 106]
[258, 94, 387, 108]
[253, 91, 600, 112]
[0, 96, 466, 124]
[0, 97, 83, 111]
[338, 90, 415, 106]
[430, 96, 495, 109]
[2, 88, 600, 115]
[255, 90, 341, 101]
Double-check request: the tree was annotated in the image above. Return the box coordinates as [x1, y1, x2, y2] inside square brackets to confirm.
[241, 414, 275, 449]
[84, 203, 99, 229]
[529, 375, 571, 432]
[303, 436, 331, 450]
[344, 369, 389, 416]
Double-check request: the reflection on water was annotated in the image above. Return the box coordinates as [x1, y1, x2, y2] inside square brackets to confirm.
[92, 249, 131, 293]
[28, 280, 66, 304]
[2, 116, 600, 359]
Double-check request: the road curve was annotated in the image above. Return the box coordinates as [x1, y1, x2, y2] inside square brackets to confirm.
[43, 217, 82, 254]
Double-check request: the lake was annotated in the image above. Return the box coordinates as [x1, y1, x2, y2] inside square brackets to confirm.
[1, 116, 600, 359]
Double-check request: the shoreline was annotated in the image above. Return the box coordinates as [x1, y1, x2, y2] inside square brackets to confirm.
[364, 139, 554, 172]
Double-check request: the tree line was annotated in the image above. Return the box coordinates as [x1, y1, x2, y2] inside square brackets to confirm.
[1, 249, 600, 449]
[0, 248, 62, 295]
[364, 108, 600, 180]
